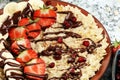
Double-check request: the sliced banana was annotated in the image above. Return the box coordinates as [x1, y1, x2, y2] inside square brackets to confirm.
[28, 0, 44, 10]
[0, 14, 9, 23]
[4, 59, 23, 80]
[0, 49, 14, 62]
[0, 33, 8, 40]
[0, 40, 5, 51]
[3, 2, 18, 16]
[17, 1, 28, 11]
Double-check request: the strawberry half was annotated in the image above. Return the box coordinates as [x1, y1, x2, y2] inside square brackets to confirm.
[18, 18, 31, 26]
[26, 23, 41, 39]
[34, 9, 56, 18]
[11, 38, 31, 54]
[38, 18, 55, 28]
[24, 58, 46, 80]
[16, 49, 38, 63]
[34, 9, 56, 28]
[9, 27, 27, 41]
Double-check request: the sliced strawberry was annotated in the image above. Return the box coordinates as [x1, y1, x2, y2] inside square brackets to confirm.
[9, 27, 27, 41]
[11, 38, 31, 54]
[24, 58, 46, 80]
[34, 9, 56, 18]
[26, 23, 41, 39]
[34, 9, 56, 28]
[18, 18, 31, 26]
[16, 49, 38, 63]
[37, 18, 55, 28]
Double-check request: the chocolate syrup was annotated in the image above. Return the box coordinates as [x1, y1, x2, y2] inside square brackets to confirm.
[35, 31, 81, 43]
[5, 62, 21, 67]
[25, 72, 46, 78]
[5, 68, 24, 80]
[0, 3, 33, 36]
[21, 3, 34, 19]
[57, 11, 83, 29]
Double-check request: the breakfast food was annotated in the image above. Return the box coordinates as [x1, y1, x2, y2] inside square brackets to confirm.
[0, 0, 109, 80]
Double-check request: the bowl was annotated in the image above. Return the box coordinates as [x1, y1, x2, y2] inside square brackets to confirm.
[0, 0, 112, 80]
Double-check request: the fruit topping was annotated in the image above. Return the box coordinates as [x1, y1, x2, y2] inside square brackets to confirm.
[112, 40, 120, 54]
[34, 9, 56, 18]
[77, 56, 86, 63]
[24, 58, 46, 80]
[9, 27, 27, 41]
[11, 38, 31, 54]
[63, 20, 71, 29]
[37, 18, 55, 28]
[57, 37, 63, 43]
[18, 18, 31, 26]
[16, 49, 38, 63]
[0, 49, 14, 67]
[82, 40, 90, 47]
[33, 6, 57, 28]
[26, 23, 41, 39]
[48, 62, 55, 68]
[4, 59, 23, 80]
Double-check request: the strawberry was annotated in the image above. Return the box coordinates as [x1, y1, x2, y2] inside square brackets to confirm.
[16, 49, 38, 63]
[34, 8, 56, 28]
[112, 40, 120, 54]
[26, 23, 41, 39]
[11, 38, 31, 54]
[18, 18, 30, 26]
[38, 18, 55, 28]
[24, 58, 46, 80]
[9, 27, 27, 41]
[34, 9, 56, 18]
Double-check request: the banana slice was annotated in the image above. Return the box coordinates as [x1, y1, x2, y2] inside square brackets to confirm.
[0, 50, 14, 60]
[3, 2, 18, 16]
[0, 14, 8, 23]
[28, 0, 44, 10]
[17, 1, 28, 11]
[4, 59, 23, 80]
[0, 39, 5, 51]
[0, 50, 14, 67]
[0, 33, 8, 40]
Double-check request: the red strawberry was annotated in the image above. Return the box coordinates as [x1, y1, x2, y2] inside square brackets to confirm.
[11, 38, 31, 54]
[112, 40, 120, 54]
[16, 49, 38, 63]
[24, 58, 46, 80]
[18, 18, 31, 26]
[26, 23, 41, 39]
[9, 27, 27, 41]
[34, 9, 56, 18]
[34, 9, 56, 28]
[38, 18, 55, 28]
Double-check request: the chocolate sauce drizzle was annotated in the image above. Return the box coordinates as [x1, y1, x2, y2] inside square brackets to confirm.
[0, 3, 34, 36]
[4, 60, 24, 80]
[5, 68, 24, 80]
[34, 31, 81, 43]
